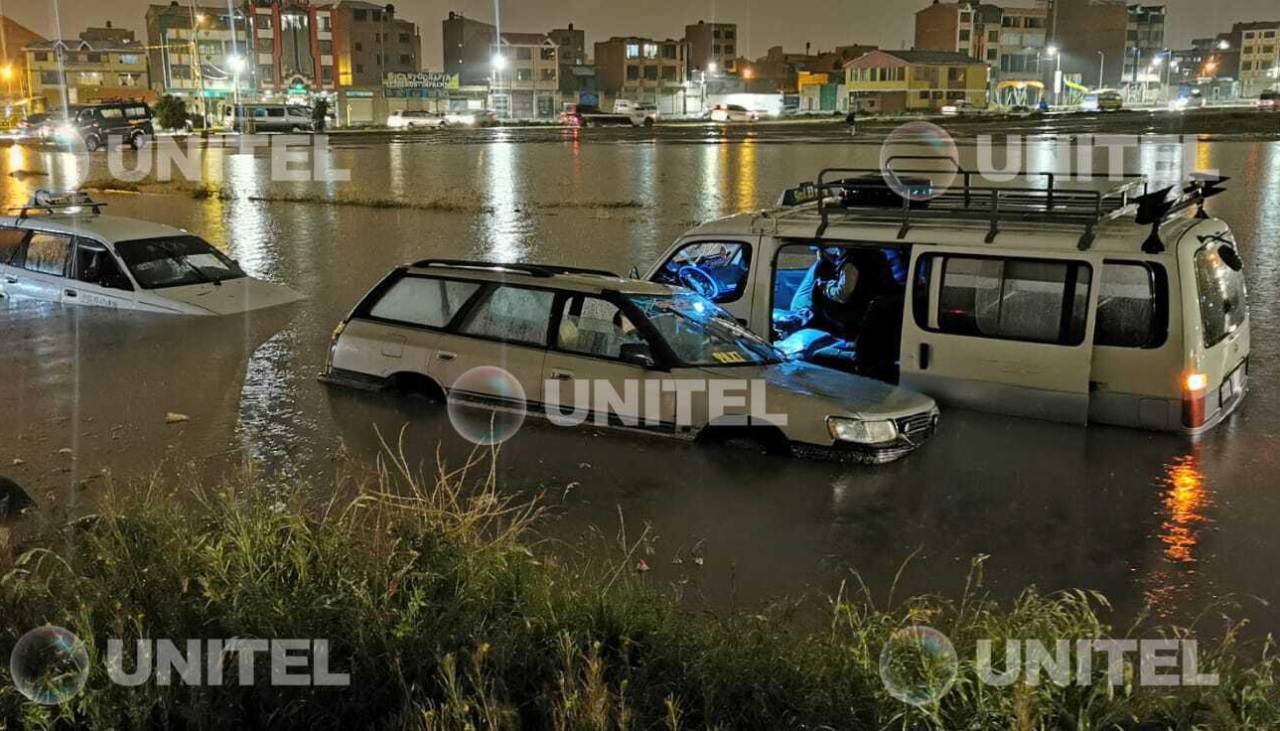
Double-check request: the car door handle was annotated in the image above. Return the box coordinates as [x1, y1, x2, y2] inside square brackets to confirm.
[437, 352, 456, 361]
[64, 289, 78, 298]
[918, 343, 932, 371]
[550, 369, 574, 380]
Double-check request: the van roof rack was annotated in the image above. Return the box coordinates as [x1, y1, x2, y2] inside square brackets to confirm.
[8, 190, 106, 219]
[775, 156, 1158, 250]
[411, 259, 620, 279]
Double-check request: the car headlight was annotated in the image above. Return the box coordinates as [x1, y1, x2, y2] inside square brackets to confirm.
[827, 417, 898, 445]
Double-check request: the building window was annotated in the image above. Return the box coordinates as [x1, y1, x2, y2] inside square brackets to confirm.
[258, 38, 274, 53]
[399, 32, 410, 43]
[643, 43, 658, 59]
[960, 11, 972, 22]
[644, 65, 658, 80]
[541, 67, 556, 81]
[713, 44, 722, 54]
[354, 42, 362, 52]
[319, 40, 332, 55]
[370, 10, 382, 22]
[321, 66, 333, 83]
[959, 29, 971, 42]
[353, 9, 367, 21]
[662, 44, 676, 59]
[725, 30, 736, 40]
[725, 45, 735, 55]
[988, 30, 999, 42]
[399, 54, 411, 64]
[355, 63, 364, 74]
[321, 16, 332, 32]
[541, 47, 556, 60]
[516, 68, 532, 81]
[626, 64, 639, 80]
[256, 15, 273, 29]
[625, 43, 640, 59]
[40, 70, 63, 84]
[34, 52, 49, 62]
[517, 47, 532, 61]
[661, 66, 677, 81]
[258, 65, 273, 82]
[987, 48, 998, 61]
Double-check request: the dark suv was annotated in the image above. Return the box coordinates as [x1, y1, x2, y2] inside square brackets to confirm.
[59, 102, 155, 151]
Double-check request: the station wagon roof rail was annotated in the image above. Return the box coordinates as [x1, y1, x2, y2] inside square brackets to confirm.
[768, 157, 1227, 251]
[410, 259, 620, 279]
[7, 190, 107, 220]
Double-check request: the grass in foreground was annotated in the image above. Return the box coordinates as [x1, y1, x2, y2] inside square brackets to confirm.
[1, 445, 1276, 730]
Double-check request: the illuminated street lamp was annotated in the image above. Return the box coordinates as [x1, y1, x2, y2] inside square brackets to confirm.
[491, 53, 508, 71]
[707, 61, 718, 74]
[227, 54, 245, 126]
[1218, 40, 1231, 51]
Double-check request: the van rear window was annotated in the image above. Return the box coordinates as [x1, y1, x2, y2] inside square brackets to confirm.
[1194, 242, 1247, 348]
[916, 254, 1092, 345]
[1095, 262, 1167, 349]
[0, 227, 27, 265]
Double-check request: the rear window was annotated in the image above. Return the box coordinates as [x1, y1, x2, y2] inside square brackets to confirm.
[1095, 262, 1167, 348]
[0, 226, 27, 265]
[1194, 241, 1247, 348]
[366, 276, 480, 328]
[22, 232, 72, 277]
[916, 254, 1092, 345]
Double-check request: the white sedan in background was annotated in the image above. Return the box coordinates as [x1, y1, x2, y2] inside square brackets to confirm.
[387, 110, 447, 129]
[709, 105, 759, 123]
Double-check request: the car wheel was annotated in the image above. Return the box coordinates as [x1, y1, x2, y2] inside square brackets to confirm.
[643, 117, 655, 127]
[385, 372, 444, 402]
[129, 132, 147, 150]
[83, 134, 101, 152]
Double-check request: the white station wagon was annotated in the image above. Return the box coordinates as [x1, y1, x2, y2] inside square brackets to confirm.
[646, 164, 1248, 434]
[0, 192, 302, 315]
[321, 260, 940, 463]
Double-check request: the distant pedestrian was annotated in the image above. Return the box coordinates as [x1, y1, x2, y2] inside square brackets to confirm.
[845, 108, 857, 137]
[312, 99, 330, 133]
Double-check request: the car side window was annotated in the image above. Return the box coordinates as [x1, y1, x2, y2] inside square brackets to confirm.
[460, 286, 555, 346]
[556, 296, 647, 360]
[21, 232, 72, 277]
[652, 241, 752, 304]
[367, 276, 480, 328]
[0, 226, 28, 266]
[74, 241, 133, 291]
[916, 254, 1092, 346]
[1095, 262, 1167, 349]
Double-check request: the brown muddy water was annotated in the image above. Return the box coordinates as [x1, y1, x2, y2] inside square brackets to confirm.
[1, 124, 1279, 632]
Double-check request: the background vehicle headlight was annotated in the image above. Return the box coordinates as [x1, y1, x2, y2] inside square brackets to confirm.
[827, 417, 898, 445]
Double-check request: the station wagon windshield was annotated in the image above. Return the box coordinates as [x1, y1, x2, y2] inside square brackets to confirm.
[115, 236, 245, 289]
[628, 292, 782, 366]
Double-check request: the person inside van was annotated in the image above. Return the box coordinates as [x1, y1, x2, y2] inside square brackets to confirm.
[775, 246, 906, 378]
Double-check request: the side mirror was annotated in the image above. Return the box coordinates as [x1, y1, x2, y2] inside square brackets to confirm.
[619, 342, 656, 368]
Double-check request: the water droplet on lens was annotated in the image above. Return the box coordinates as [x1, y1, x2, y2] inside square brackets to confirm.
[446, 366, 527, 446]
[878, 625, 958, 707]
[10, 626, 90, 706]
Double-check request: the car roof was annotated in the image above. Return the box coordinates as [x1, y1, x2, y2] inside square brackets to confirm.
[0, 212, 186, 244]
[682, 205, 1210, 257]
[403, 262, 676, 296]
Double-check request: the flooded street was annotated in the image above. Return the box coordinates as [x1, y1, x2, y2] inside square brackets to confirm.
[3, 123, 1279, 633]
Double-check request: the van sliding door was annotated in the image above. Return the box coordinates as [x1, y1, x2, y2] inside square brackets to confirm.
[900, 249, 1100, 425]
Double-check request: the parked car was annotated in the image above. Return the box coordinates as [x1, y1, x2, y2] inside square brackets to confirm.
[0, 191, 303, 315]
[443, 110, 499, 127]
[709, 105, 759, 123]
[321, 260, 939, 463]
[1257, 90, 1279, 110]
[45, 101, 154, 151]
[1080, 89, 1124, 112]
[1169, 89, 1205, 110]
[940, 100, 978, 116]
[16, 113, 52, 140]
[222, 103, 324, 133]
[613, 100, 659, 123]
[388, 110, 448, 129]
[647, 165, 1248, 434]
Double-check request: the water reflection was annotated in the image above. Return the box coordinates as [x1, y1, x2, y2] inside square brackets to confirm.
[1158, 454, 1211, 564]
[482, 137, 527, 262]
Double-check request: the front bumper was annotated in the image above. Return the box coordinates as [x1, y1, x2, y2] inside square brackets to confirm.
[798, 410, 939, 465]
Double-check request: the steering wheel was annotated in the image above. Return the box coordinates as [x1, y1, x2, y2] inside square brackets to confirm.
[677, 266, 721, 299]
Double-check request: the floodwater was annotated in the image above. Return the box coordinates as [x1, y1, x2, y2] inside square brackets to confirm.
[2, 122, 1279, 633]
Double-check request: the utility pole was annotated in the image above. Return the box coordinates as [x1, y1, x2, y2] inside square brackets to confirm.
[187, 0, 208, 127]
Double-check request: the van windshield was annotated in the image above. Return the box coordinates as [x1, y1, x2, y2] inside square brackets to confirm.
[115, 236, 246, 289]
[1194, 240, 1248, 347]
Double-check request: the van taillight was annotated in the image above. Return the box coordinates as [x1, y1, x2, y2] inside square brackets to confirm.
[325, 321, 347, 371]
[1182, 372, 1208, 429]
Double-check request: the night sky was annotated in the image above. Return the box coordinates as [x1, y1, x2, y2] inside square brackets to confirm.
[5, 0, 1278, 65]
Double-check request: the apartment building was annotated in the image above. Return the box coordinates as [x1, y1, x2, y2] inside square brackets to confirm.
[492, 32, 560, 118]
[442, 11, 497, 87]
[145, 3, 250, 112]
[685, 21, 737, 73]
[845, 49, 989, 113]
[1046, 0, 1165, 95]
[25, 39, 151, 110]
[1237, 22, 1280, 97]
[329, 0, 420, 88]
[245, 0, 336, 97]
[914, 1, 1048, 105]
[595, 36, 687, 114]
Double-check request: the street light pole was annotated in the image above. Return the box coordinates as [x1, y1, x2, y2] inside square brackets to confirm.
[1097, 51, 1105, 91]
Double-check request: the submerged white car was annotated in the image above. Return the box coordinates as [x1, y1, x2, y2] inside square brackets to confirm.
[0, 193, 302, 315]
[321, 260, 939, 463]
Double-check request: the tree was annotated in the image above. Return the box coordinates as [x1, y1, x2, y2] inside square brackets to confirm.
[154, 95, 188, 132]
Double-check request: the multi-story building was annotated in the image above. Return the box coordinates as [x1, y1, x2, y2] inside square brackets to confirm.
[1045, 0, 1165, 98]
[25, 38, 151, 110]
[491, 32, 560, 118]
[751, 44, 877, 95]
[442, 11, 497, 87]
[145, 3, 250, 114]
[79, 22, 137, 48]
[685, 20, 737, 73]
[1238, 22, 1280, 97]
[1, 15, 47, 108]
[844, 49, 989, 113]
[329, 0, 420, 88]
[549, 24, 587, 65]
[595, 36, 687, 114]
[914, 1, 1048, 105]
[245, 0, 336, 98]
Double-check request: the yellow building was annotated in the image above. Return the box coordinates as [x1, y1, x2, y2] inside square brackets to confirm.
[844, 49, 988, 114]
[25, 39, 152, 112]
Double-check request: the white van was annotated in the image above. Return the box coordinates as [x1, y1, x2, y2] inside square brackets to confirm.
[646, 165, 1249, 433]
[0, 192, 302, 315]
